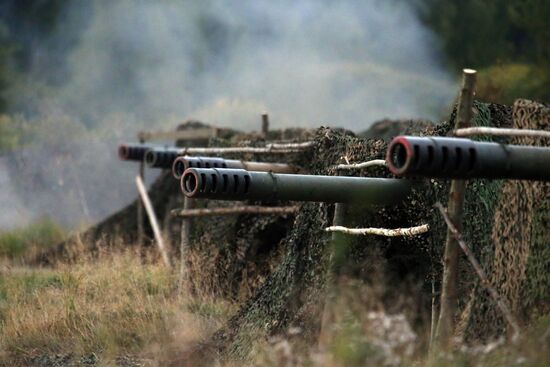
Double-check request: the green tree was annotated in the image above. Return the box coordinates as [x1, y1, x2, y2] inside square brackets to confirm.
[0, 21, 15, 112]
[417, 0, 550, 103]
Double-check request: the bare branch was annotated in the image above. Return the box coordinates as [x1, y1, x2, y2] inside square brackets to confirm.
[454, 126, 550, 139]
[324, 224, 429, 237]
[171, 205, 299, 218]
[435, 202, 520, 340]
[333, 159, 387, 171]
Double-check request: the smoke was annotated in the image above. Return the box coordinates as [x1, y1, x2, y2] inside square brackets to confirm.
[1, 0, 456, 229]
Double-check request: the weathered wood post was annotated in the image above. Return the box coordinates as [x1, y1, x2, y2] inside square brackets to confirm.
[261, 112, 269, 138]
[137, 135, 145, 246]
[435, 69, 477, 347]
[179, 196, 194, 291]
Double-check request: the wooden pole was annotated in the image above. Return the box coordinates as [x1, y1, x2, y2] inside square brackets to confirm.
[318, 171, 346, 347]
[435, 68, 476, 347]
[261, 112, 269, 138]
[135, 175, 171, 268]
[171, 205, 299, 217]
[137, 138, 145, 247]
[179, 196, 194, 290]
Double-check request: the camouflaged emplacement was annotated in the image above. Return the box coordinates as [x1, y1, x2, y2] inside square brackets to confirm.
[462, 100, 550, 342]
[184, 102, 515, 363]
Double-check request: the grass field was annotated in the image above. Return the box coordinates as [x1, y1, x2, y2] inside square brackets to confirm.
[0, 226, 549, 366]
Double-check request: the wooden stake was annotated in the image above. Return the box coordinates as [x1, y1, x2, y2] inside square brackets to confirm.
[137, 137, 145, 247]
[436, 202, 521, 340]
[318, 191, 346, 348]
[135, 175, 171, 268]
[179, 196, 194, 290]
[429, 276, 438, 350]
[261, 112, 269, 138]
[435, 68, 476, 347]
[171, 205, 299, 217]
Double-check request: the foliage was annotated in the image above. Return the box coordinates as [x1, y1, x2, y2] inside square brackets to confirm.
[417, 0, 550, 103]
[0, 218, 65, 260]
[418, 0, 550, 69]
[476, 63, 550, 105]
[0, 22, 14, 112]
[0, 115, 21, 153]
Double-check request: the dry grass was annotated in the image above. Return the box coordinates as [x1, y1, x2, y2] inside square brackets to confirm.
[0, 240, 548, 366]
[0, 246, 237, 366]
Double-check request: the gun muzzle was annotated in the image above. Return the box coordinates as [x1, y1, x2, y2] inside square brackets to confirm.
[145, 148, 180, 169]
[118, 143, 152, 161]
[386, 136, 550, 181]
[181, 168, 414, 205]
[172, 156, 301, 179]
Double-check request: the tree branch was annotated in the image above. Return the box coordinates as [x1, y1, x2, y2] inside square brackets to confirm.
[435, 202, 520, 340]
[324, 224, 429, 237]
[333, 159, 387, 171]
[454, 126, 550, 139]
[171, 205, 299, 217]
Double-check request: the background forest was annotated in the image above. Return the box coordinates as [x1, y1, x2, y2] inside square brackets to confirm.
[0, 0, 548, 120]
[0, 0, 548, 230]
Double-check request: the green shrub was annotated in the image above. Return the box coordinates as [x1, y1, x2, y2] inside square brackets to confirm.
[0, 217, 65, 259]
[476, 63, 550, 104]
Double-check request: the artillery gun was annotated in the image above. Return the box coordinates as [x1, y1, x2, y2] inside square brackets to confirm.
[386, 136, 550, 181]
[181, 167, 414, 205]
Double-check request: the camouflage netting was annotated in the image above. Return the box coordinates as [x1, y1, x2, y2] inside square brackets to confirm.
[178, 100, 550, 364]
[461, 100, 550, 341]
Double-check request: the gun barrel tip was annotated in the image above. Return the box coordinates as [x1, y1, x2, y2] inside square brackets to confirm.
[172, 157, 188, 179]
[181, 169, 199, 197]
[118, 145, 129, 160]
[387, 136, 413, 176]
